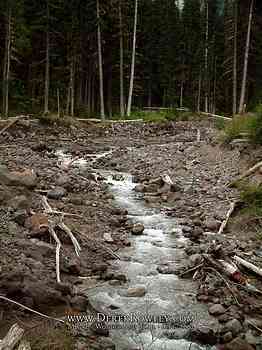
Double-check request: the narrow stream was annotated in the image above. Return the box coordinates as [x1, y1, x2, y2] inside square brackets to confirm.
[56, 150, 217, 350]
[88, 173, 217, 350]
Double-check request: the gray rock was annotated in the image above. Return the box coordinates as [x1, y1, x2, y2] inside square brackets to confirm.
[204, 218, 221, 231]
[13, 210, 28, 226]
[126, 286, 147, 297]
[0, 166, 37, 188]
[224, 337, 254, 350]
[8, 195, 31, 210]
[189, 325, 218, 345]
[222, 332, 233, 343]
[103, 232, 114, 243]
[222, 318, 242, 336]
[189, 254, 203, 267]
[134, 184, 146, 192]
[92, 263, 108, 273]
[55, 175, 69, 186]
[47, 186, 66, 199]
[132, 223, 145, 235]
[208, 304, 226, 316]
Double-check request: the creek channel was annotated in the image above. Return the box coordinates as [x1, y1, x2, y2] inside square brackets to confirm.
[57, 149, 218, 350]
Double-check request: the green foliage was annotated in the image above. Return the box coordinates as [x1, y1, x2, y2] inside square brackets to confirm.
[248, 105, 262, 144]
[222, 105, 262, 144]
[111, 109, 200, 123]
[36, 113, 75, 127]
[222, 115, 253, 143]
[239, 184, 262, 217]
[214, 118, 226, 130]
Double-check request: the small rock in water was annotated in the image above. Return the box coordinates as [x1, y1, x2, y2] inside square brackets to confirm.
[132, 223, 145, 235]
[126, 286, 147, 297]
[47, 186, 66, 199]
[112, 174, 124, 181]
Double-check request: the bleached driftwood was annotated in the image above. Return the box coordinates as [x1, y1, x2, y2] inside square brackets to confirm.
[77, 118, 143, 123]
[229, 160, 262, 187]
[49, 224, 61, 283]
[41, 196, 82, 218]
[0, 323, 24, 350]
[234, 255, 262, 278]
[197, 129, 201, 142]
[218, 202, 236, 234]
[200, 112, 231, 121]
[0, 295, 64, 323]
[18, 340, 31, 350]
[58, 222, 81, 257]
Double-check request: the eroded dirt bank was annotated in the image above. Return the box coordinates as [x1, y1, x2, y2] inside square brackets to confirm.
[0, 118, 261, 349]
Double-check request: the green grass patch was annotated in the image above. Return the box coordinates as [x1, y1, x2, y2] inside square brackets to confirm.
[111, 108, 199, 123]
[222, 105, 262, 144]
[222, 114, 253, 144]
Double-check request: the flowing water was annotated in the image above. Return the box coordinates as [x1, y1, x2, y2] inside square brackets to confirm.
[56, 150, 217, 350]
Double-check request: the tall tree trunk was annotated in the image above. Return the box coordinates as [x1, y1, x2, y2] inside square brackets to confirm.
[197, 70, 202, 113]
[180, 81, 184, 108]
[97, 0, 105, 119]
[119, 0, 125, 116]
[147, 80, 152, 107]
[233, 0, 238, 115]
[213, 56, 217, 114]
[238, 0, 254, 114]
[3, 7, 11, 118]
[204, 0, 209, 113]
[70, 59, 74, 117]
[126, 0, 138, 117]
[44, 0, 50, 115]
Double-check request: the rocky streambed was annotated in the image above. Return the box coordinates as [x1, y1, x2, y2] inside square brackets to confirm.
[0, 119, 262, 350]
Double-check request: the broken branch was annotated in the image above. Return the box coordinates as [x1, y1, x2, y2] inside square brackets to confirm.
[234, 255, 262, 278]
[0, 324, 24, 350]
[58, 222, 81, 257]
[49, 224, 61, 283]
[229, 160, 262, 187]
[218, 201, 236, 234]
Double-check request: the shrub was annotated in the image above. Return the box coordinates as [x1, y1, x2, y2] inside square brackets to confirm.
[240, 183, 262, 216]
[222, 114, 253, 144]
[249, 104, 262, 144]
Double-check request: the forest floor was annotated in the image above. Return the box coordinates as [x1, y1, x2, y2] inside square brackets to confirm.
[0, 116, 262, 349]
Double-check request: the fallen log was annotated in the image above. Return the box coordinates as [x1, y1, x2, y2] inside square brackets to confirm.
[234, 255, 262, 278]
[218, 201, 236, 234]
[0, 115, 29, 135]
[229, 160, 262, 187]
[77, 118, 143, 123]
[0, 324, 24, 350]
[199, 112, 232, 121]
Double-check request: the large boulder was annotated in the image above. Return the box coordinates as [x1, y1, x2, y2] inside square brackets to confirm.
[0, 165, 37, 188]
[132, 223, 145, 235]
